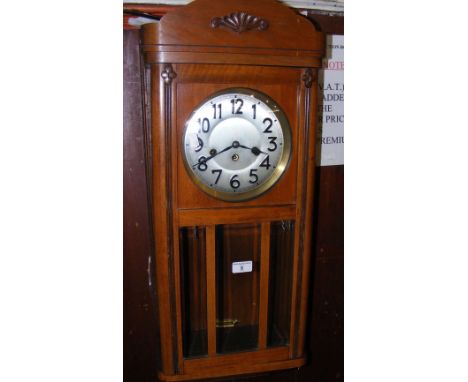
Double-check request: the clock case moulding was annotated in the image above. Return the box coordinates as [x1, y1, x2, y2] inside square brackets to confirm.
[140, 0, 325, 380]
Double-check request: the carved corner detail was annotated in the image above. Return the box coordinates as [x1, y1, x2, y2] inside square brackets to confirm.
[161, 64, 176, 85]
[302, 69, 316, 88]
[210, 12, 269, 33]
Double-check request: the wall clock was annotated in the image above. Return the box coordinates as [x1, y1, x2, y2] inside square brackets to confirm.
[140, 0, 324, 380]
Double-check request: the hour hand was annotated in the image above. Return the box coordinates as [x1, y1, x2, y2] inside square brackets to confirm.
[238, 144, 267, 155]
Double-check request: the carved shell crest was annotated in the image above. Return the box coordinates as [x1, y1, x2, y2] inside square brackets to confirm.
[211, 11, 269, 33]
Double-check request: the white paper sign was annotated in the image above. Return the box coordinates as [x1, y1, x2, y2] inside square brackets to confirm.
[232, 261, 253, 274]
[317, 35, 344, 166]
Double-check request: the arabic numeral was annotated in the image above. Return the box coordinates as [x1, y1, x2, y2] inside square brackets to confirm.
[195, 135, 203, 152]
[230, 174, 240, 189]
[197, 156, 208, 171]
[267, 136, 277, 151]
[260, 155, 271, 170]
[230, 98, 243, 114]
[212, 103, 222, 119]
[211, 169, 222, 184]
[249, 169, 258, 184]
[263, 118, 273, 133]
[198, 118, 210, 133]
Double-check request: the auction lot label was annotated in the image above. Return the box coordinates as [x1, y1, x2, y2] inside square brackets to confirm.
[317, 34, 344, 166]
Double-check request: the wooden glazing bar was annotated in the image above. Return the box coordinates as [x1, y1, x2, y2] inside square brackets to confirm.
[206, 225, 217, 357]
[258, 222, 271, 349]
[251, 227, 260, 326]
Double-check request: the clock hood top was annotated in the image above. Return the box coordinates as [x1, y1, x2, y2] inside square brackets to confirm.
[141, 0, 325, 67]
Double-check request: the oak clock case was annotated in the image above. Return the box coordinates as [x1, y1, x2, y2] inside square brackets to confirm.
[140, 0, 325, 381]
[182, 88, 292, 202]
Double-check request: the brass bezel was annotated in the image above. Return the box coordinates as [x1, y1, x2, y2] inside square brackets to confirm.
[181, 88, 292, 202]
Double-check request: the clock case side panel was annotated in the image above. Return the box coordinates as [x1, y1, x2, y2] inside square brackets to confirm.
[290, 68, 320, 359]
[146, 63, 183, 377]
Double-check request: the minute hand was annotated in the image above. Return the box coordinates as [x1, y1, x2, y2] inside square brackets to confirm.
[191, 144, 234, 169]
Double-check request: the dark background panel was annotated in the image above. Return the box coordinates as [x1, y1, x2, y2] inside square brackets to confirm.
[123, 30, 159, 382]
[124, 10, 343, 382]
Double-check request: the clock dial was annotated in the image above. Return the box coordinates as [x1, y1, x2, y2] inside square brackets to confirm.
[182, 88, 291, 201]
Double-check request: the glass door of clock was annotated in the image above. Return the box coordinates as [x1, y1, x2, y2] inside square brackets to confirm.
[179, 220, 295, 359]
